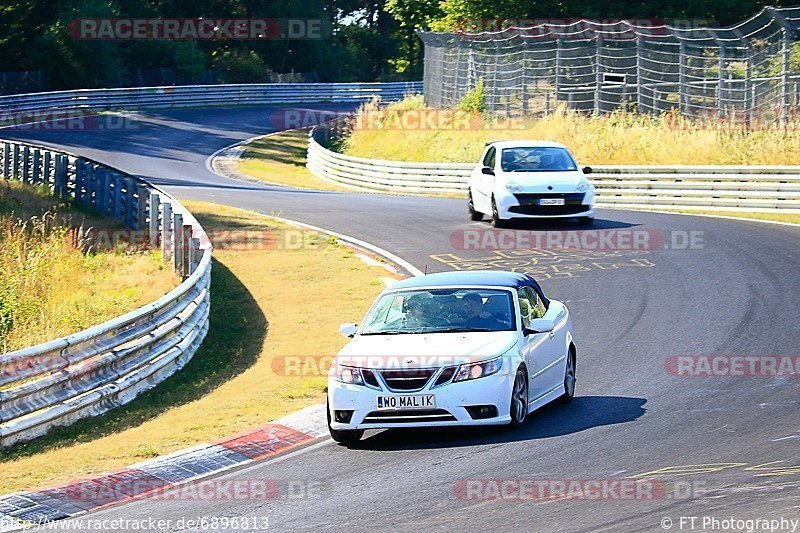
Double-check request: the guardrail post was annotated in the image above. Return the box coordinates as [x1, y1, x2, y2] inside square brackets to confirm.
[149, 192, 160, 248]
[54, 154, 68, 198]
[83, 161, 94, 207]
[112, 174, 124, 219]
[74, 158, 85, 204]
[42, 151, 51, 188]
[162, 201, 173, 260]
[98, 167, 110, 214]
[182, 224, 192, 277]
[12, 144, 20, 180]
[124, 177, 136, 227]
[173, 213, 184, 273]
[2, 143, 9, 179]
[22, 146, 30, 184]
[32, 149, 41, 185]
[136, 184, 148, 231]
[191, 237, 201, 272]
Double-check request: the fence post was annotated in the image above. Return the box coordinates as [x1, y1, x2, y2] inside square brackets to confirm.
[162, 201, 173, 261]
[718, 44, 725, 119]
[594, 36, 603, 114]
[678, 41, 687, 116]
[149, 192, 160, 248]
[782, 26, 791, 124]
[173, 213, 184, 274]
[636, 35, 643, 113]
[555, 38, 562, 105]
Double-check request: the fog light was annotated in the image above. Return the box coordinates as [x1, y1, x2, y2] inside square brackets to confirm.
[335, 410, 354, 423]
[465, 405, 498, 420]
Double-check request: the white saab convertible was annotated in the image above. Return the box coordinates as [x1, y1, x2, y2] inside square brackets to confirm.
[468, 140, 595, 227]
[328, 271, 576, 445]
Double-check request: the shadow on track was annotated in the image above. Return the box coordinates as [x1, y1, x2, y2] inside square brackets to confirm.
[354, 395, 647, 451]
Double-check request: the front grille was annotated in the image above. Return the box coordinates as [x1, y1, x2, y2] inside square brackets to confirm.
[513, 192, 586, 205]
[508, 204, 589, 216]
[362, 409, 457, 424]
[379, 368, 438, 391]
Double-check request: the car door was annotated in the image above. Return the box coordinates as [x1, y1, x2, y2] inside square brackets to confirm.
[474, 146, 496, 212]
[517, 287, 561, 401]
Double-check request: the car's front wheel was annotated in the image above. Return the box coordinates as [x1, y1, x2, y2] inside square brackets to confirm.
[468, 193, 483, 221]
[327, 398, 364, 446]
[559, 348, 577, 403]
[491, 197, 507, 228]
[509, 367, 528, 427]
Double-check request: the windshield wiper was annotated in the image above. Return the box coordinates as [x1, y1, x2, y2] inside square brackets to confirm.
[360, 330, 409, 335]
[430, 327, 496, 333]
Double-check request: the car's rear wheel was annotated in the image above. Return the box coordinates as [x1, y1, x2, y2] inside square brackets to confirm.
[509, 368, 528, 427]
[559, 348, 577, 403]
[468, 193, 483, 221]
[327, 398, 364, 446]
[491, 197, 507, 228]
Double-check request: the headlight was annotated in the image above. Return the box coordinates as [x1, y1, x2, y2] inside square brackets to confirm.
[336, 364, 364, 385]
[505, 182, 522, 193]
[453, 357, 503, 382]
[576, 180, 590, 193]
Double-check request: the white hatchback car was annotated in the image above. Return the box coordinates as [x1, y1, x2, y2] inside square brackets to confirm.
[328, 271, 576, 446]
[468, 140, 595, 227]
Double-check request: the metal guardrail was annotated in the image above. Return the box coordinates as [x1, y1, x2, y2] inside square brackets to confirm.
[0, 140, 211, 448]
[0, 82, 424, 447]
[0, 82, 423, 115]
[307, 126, 800, 212]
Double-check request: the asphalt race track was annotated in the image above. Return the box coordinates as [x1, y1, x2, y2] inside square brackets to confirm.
[4, 107, 800, 532]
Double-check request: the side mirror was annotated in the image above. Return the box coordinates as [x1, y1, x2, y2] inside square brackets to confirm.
[339, 323, 358, 338]
[582, 166, 593, 175]
[481, 166, 495, 176]
[523, 318, 555, 336]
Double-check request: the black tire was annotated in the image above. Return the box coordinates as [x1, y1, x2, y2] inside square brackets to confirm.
[491, 197, 507, 228]
[559, 348, 577, 404]
[508, 367, 529, 427]
[327, 398, 364, 446]
[468, 193, 483, 221]
[578, 216, 594, 226]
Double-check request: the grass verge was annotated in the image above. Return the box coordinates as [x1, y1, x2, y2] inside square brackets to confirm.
[236, 129, 350, 191]
[342, 98, 800, 166]
[0, 180, 179, 353]
[0, 201, 394, 494]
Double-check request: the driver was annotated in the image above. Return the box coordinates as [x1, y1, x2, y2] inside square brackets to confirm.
[460, 292, 505, 329]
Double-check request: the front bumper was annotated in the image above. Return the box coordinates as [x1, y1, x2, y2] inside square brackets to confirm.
[328, 369, 514, 430]
[498, 191, 594, 219]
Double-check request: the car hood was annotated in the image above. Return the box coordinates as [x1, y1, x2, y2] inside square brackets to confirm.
[501, 171, 586, 193]
[336, 331, 518, 368]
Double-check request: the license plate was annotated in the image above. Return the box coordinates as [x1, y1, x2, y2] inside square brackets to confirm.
[377, 394, 436, 410]
[539, 198, 565, 206]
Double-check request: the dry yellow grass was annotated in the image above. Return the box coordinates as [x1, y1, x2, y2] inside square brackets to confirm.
[237, 129, 349, 191]
[0, 201, 392, 494]
[343, 101, 800, 166]
[0, 181, 179, 353]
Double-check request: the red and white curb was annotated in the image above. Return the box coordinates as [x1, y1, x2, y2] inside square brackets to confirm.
[0, 404, 328, 531]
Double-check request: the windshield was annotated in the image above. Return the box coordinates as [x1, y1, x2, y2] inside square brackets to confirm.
[500, 147, 578, 172]
[360, 288, 516, 335]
